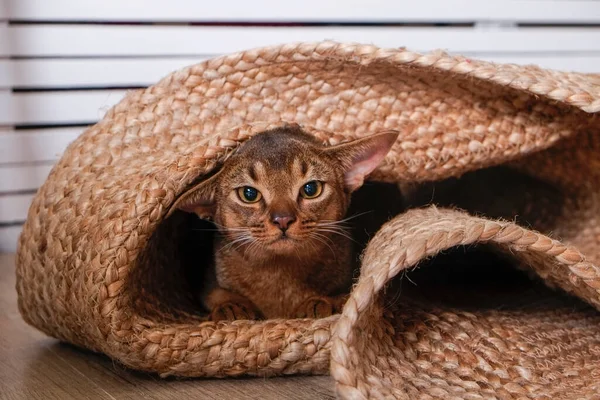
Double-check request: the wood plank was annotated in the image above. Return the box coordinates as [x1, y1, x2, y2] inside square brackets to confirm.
[0, 253, 336, 397]
[0, 226, 20, 252]
[0, 128, 82, 164]
[0, 193, 34, 224]
[0, 164, 53, 192]
[9, 25, 600, 57]
[7, 0, 600, 23]
[3, 90, 127, 125]
[9, 57, 208, 88]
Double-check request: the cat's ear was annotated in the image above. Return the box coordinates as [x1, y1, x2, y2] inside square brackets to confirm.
[171, 170, 222, 220]
[326, 131, 399, 192]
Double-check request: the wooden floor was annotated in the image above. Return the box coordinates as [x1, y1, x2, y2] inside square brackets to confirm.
[0, 253, 335, 400]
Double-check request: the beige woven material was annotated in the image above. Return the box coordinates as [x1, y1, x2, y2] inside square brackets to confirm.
[16, 41, 600, 398]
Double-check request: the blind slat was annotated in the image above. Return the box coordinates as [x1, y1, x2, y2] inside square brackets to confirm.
[0, 60, 10, 88]
[0, 24, 8, 57]
[0, 90, 11, 125]
[0, 2, 7, 21]
[0, 128, 82, 164]
[0, 226, 21, 253]
[0, 194, 34, 224]
[8, 0, 600, 23]
[10, 26, 600, 57]
[4, 90, 127, 125]
[9, 57, 208, 88]
[6, 54, 600, 90]
[0, 164, 53, 192]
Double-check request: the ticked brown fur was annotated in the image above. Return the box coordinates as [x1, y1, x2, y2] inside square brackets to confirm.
[174, 126, 398, 320]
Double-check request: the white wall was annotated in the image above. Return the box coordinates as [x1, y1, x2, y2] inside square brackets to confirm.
[1, 0, 600, 251]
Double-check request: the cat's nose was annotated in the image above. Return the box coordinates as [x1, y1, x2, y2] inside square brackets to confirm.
[271, 214, 296, 231]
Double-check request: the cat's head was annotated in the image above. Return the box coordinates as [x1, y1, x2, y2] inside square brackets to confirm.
[175, 126, 398, 259]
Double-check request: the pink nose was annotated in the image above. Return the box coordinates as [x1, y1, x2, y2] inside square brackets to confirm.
[271, 215, 296, 231]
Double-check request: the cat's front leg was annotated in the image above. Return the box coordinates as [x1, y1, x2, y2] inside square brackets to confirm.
[205, 287, 263, 321]
[293, 293, 349, 319]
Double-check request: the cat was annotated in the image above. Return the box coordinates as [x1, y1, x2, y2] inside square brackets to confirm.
[174, 125, 399, 320]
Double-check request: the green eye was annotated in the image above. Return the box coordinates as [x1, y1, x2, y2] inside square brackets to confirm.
[300, 181, 323, 199]
[237, 186, 262, 203]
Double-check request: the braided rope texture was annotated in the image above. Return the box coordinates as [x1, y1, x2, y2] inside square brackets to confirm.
[15, 41, 600, 398]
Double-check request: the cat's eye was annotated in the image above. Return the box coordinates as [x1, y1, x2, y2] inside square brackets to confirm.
[300, 181, 323, 199]
[237, 186, 262, 203]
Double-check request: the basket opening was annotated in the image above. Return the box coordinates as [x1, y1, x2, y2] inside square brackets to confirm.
[127, 162, 573, 322]
[127, 181, 406, 322]
[125, 210, 215, 323]
[403, 165, 565, 232]
[393, 244, 555, 310]
[388, 163, 579, 311]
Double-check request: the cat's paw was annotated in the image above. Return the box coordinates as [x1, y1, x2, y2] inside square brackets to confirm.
[210, 301, 261, 321]
[294, 296, 335, 319]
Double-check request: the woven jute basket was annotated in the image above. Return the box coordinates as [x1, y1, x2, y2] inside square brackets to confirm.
[16, 41, 600, 399]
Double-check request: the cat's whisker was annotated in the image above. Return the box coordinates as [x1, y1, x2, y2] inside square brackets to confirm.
[314, 223, 350, 233]
[242, 238, 254, 257]
[310, 234, 335, 254]
[315, 221, 352, 228]
[233, 234, 256, 252]
[315, 211, 374, 228]
[230, 244, 245, 254]
[315, 224, 350, 232]
[314, 222, 352, 231]
[310, 230, 336, 247]
[309, 232, 337, 260]
[219, 240, 238, 253]
[290, 240, 302, 261]
[337, 211, 375, 223]
[210, 221, 229, 229]
[209, 221, 251, 232]
[224, 229, 252, 234]
[315, 225, 348, 235]
[219, 232, 254, 253]
[317, 228, 351, 239]
[244, 237, 263, 258]
[304, 236, 320, 256]
[320, 221, 350, 228]
[316, 227, 360, 245]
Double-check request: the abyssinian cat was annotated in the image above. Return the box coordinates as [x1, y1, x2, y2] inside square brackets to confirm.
[175, 126, 399, 320]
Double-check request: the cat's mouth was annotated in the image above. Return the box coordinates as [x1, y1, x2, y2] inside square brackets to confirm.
[269, 235, 294, 243]
[265, 234, 299, 250]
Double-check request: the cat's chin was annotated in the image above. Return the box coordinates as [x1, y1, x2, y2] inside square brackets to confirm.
[235, 234, 321, 259]
[263, 235, 325, 258]
[266, 236, 298, 253]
